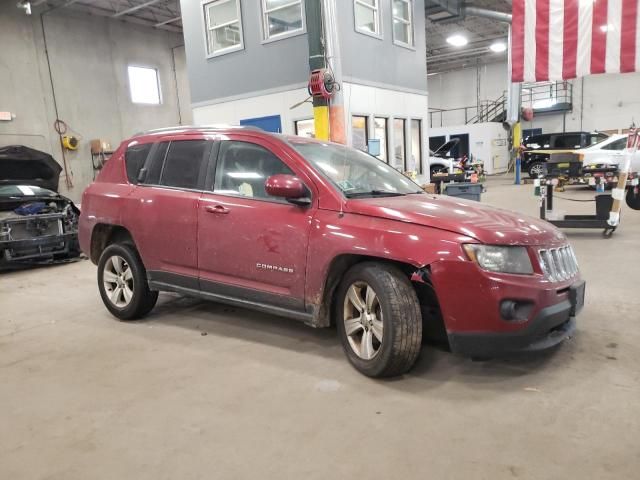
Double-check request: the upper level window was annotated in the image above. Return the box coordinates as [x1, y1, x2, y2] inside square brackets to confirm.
[203, 0, 244, 57]
[127, 66, 161, 104]
[261, 0, 304, 41]
[392, 0, 414, 47]
[354, 0, 381, 37]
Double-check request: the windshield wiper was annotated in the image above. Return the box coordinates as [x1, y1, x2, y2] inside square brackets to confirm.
[345, 189, 406, 198]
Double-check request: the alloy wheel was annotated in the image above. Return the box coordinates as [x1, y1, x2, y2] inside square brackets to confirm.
[529, 163, 547, 177]
[102, 255, 134, 308]
[343, 281, 384, 360]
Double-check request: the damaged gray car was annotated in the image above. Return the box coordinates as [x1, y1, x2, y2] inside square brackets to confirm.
[0, 146, 80, 268]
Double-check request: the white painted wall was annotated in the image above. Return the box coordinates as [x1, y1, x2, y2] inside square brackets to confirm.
[343, 83, 429, 181]
[428, 61, 640, 134]
[428, 62, 508, 127]
[0, 5, 191, 202]
[429, 122, 509, 175]
[193, 82, 431, 182]
[192, 85, 313, 134]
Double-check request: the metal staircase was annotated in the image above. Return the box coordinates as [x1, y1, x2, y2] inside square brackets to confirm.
[428, 82, 574, 128]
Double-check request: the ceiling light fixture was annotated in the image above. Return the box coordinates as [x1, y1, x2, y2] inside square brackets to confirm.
[16, 0, 31, 15]
[489, 41, 507, 53]
[446, 34, 468, 47]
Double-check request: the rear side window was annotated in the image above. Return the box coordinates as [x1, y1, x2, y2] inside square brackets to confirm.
[160, 140, 212, 189]
[124, 143, 152, 183]
[602, 138, 627, 150]
[589, 134, 608, 146]
[553, 134, 582, 149]
[525, 135, 550, 149]
[144, 142, 169, 185]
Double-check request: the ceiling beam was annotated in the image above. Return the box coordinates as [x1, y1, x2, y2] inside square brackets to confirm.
[155, 15, 181, 27]
[465, 6, 512, 23]
[112, 0, 163, 17]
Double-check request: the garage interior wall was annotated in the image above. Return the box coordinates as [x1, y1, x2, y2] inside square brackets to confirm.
[0, 4, 192, 203]
[429, 61, 640, 133]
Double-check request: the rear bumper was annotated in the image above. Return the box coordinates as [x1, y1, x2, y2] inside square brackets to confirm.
[448, 301, 577, 357]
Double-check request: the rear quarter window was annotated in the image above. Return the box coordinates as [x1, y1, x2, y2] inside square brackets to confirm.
[525, 135, 550, 149]
[602, 138, 628, 150]
[124, 143, 153, 184]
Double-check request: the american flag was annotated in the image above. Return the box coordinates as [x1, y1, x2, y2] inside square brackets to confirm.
[512, 0, 640, 82]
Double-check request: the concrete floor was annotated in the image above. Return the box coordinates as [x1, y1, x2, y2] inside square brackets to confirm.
[1, 177, 639, 480]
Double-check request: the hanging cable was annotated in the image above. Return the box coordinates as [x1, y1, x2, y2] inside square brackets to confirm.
[41, 12, 74, 189]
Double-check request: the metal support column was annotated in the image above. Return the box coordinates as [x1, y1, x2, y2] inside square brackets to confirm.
[305, 0, 329, 140]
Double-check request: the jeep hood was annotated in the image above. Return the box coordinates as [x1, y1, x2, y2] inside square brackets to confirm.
[345, 194, 567, 246]
[0, 145, 62, 191]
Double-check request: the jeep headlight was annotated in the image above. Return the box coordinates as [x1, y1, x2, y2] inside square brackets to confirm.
[463, 245, 534, 274]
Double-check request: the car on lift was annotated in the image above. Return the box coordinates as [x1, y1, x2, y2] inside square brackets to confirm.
[79, 126, 584, 378]
[523, 131, 609, 177]
[427, 138, 461, 176]
[0, 145, 80, 268]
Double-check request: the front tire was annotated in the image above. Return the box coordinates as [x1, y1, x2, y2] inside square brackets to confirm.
[97, 243, 158, 320]
[336, 262, 422, 377]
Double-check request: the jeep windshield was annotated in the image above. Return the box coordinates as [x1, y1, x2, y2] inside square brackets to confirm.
[289, 140, 421, 198]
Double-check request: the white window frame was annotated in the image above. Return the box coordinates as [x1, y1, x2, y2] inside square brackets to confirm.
[353, 0, 382, 39]
[202, 0, 244, 59]
[127, 65, 162, 105]
[392, 0, 415, 49]
[260, 0, 306, 43]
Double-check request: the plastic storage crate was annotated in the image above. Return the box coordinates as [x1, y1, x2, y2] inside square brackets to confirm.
[444, 182, 483, 201]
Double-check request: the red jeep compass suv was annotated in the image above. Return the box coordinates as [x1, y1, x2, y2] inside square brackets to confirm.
[79, 126, 584, 377]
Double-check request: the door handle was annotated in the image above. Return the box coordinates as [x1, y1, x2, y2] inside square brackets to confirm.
[205, 204, 230, 214]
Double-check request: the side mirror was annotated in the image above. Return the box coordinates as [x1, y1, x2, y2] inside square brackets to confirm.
[264, 174, 310, 206]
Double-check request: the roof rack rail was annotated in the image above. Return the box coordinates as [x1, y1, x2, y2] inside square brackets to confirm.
[133, 124, 264, 137]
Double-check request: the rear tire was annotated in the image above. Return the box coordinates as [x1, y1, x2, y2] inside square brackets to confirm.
[528, 161, 547, 178]
[97, 243, 158, 320]
[336, 262, 422, 378]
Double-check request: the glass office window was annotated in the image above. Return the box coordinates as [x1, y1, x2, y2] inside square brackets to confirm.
[352, 115, 369, 152]
[393, 118, 406, 171]
[373, 117, 388, 162]
[294, 119, 315, 138]
[410, 119, 422, 173]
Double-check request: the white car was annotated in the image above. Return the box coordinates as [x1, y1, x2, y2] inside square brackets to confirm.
[580, 134, 640, 173]
[428, 138, 459, 176]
